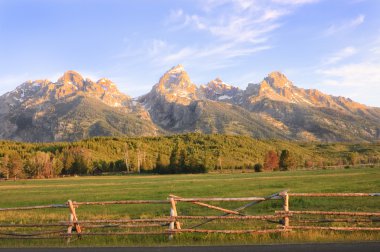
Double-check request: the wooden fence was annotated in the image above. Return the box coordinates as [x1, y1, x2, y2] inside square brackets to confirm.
[0, 191, 379, 242]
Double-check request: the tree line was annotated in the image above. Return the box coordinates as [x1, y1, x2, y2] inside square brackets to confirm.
[0, 134, 379, 179]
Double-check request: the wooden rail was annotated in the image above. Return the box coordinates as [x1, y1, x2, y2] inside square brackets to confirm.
[59, 218, 172, 224]
[171, 197, 268, 202]
[175, 215, 289, 220]
[170, 194, 242, 215]
[276, 192, 380, 234]
[288, 226, 380, 231]
[73, 200, 169, 205]
[288, 193, 380, 197]
[276, 210, 380, 217]
[0, 204, 67, 211]
[170, 228, 288, 234]
[0, 191, 379, 242]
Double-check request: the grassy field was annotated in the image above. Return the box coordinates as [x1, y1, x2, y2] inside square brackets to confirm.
[0, 167, 379, 247]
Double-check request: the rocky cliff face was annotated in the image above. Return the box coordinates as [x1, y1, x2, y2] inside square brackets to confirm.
[0, 66, 379, 142]
[0, 71, 158, 141]
[153, 64, 198, 105]
[199, 78, 243, 103]
[236, 72, 380, 141]
[242, 71, 369, 113]
[0, 70, 132, 110]
[138, 65, 204, 131]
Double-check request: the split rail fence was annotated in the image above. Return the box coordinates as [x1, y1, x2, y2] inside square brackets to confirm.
[0, 191, 379, 242]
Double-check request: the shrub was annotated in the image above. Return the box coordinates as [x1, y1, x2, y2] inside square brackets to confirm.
[279, 150, 296, 171]
[254, 163, 263, 172]
[263, 150, 279, 171]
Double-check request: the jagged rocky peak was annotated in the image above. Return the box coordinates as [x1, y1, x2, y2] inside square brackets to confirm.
[95, 78, 119, 92]
[168, 64, 185, 74]
[57, 70, 85, 88]
[249, 71, 368, 111]
[263, 71, 293, 89]
[0, 67, 379, 143]
[152, 64, 197, 104]
[3, 70, 132, 109]
[97, 77, 113, 85]
[244, 82, 260, 94]
[201, 77, 242, 101]
[158, 64, 196, 91]
[55, 71, 124, 97]
[207, 77, 233, 91]
[24, 79, 51, 86]
[14, 79, 50, 95]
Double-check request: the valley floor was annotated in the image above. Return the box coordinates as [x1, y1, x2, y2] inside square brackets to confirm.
[1, 243, 380, 252]
[0, 167, 379, 247]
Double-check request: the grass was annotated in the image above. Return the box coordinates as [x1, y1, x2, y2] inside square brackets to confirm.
[0, 166, 379, 247]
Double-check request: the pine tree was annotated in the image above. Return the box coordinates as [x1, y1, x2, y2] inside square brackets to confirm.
[254, 163, 263, 172]
[155, 153, 165, 173]
[179, 149, 187, 173]
[279, 150, 295, 171]
[169, 145, 180, 173]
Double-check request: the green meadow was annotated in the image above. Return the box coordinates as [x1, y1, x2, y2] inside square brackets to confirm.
[0, 167, 379, 247]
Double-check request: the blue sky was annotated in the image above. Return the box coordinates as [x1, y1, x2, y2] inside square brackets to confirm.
[0, 0, 379, 106]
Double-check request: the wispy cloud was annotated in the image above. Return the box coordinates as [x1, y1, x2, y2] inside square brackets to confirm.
[323, 46, 357, 65]
[316, 60, 380, 107]
[161, 44, 271, 64]
[318, 62, 380, 87]
[371, 47, 380, 55]
[112, 0, 321, 82]
[272, 0, 319, 4]
[370, 37, 380, 55]
[317, 35, 380, 89]
[155, 0, 318, 70]
[201, 0, 257, 12]
[169, 2, 289, 44]
[149, 39, 168, 56]
[314, 31, 380, 107]
[166, 9, 206, 31]
[325, 14, 365, 36]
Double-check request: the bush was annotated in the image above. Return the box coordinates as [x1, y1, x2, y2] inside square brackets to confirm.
[279, 149, 295, 171]
[254, 163, 263, 172]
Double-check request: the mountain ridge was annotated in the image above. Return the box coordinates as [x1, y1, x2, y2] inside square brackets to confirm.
[0, 66, 379, 142]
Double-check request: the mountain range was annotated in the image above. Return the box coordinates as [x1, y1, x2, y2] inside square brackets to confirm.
[0, 65, 379, 142]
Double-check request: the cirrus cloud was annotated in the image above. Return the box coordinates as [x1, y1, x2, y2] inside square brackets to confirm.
[325, 14, 365, 36]
[158, 0, 319, 69]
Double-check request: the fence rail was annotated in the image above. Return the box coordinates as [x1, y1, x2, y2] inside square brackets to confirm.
[0, 190, 379, 242]
[276, 210, 380, 217]
[288, 193, 380, 197]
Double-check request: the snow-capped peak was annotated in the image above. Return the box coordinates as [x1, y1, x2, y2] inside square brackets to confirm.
[57, 70, 84, 87]
[208, 78, 232, 90]
[168, 64, 185, 74]
[265, 71, 293, 89]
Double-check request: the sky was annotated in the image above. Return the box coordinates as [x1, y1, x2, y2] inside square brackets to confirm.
[0, 0, 379, 106]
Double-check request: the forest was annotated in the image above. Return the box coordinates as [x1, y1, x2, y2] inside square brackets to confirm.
[0, 133, 379, 179]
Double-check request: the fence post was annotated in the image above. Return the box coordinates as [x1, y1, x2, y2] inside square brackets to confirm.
[170, 197, 181, 230]
[282, 192, 289, 229]
[67, 200, 82, 238]
[169, 196, 180, 240]
[66, 210, 74, 244]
